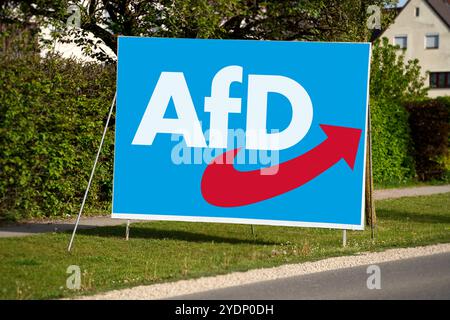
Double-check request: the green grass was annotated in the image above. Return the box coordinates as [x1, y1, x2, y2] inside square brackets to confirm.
[373, 172, 450, 190]
[0, 193, 449, 300]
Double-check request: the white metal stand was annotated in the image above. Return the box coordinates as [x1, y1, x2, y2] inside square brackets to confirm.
[126, 220, 130, 241]
[342, 230, 347, 247]
[67, 93, 117, 252]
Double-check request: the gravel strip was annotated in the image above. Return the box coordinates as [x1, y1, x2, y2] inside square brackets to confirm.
[76, 243, 450, 300]
[374, 185, 450, 200]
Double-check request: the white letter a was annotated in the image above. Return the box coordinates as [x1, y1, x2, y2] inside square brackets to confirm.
[132, 72, 206, 147]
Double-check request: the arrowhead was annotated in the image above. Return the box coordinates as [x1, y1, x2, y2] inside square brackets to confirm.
[319, 124, 362, 170]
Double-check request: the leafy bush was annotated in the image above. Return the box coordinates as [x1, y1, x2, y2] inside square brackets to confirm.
[0, 34, 440, 220]
[436, 96, 450, 149]
[370, 38, 427, 101]
[370, 98, 415, 183]
[369, 38, 426, 184]
[405, 98, 449, 181]
[0, 53, 115, 220]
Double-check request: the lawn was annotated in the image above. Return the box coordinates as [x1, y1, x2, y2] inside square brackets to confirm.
[373, 172, 450, 190]
[0, 193, 449, 300]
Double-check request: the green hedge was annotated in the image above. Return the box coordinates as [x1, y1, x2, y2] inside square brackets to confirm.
[405, 98, 449, 181]
[0, 53, 115, 220]
[0, 52, 447, 220]
[370, 97, 415, 184]
[368, 37, 425, 185]
[436, 96, 450, 149]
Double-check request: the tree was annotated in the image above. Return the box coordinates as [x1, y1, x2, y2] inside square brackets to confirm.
[369, 37, 428, 186]
[370, 37, 428, 101]
[1, 0, 397, 63]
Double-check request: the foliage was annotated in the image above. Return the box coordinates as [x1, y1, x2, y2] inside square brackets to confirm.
[405, 98, 449, 181]
[437, 96, 450, 155]
[370, 37, 428, 101]
[369, 38, 428, 184]
[0, 5, 438, 220]
[370, 97, 415, 183]
[1, 0, 396, 63]
[0, 52, 115, 220]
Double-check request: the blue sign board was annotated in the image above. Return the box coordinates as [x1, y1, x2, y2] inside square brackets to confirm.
[113, 37, 371, 230]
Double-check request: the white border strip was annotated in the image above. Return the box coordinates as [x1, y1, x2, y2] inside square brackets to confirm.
[111, 213, 364, 230]
[112, 39, 371, 232]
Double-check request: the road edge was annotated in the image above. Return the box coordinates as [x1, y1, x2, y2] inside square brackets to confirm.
[74, 242, 450, 300]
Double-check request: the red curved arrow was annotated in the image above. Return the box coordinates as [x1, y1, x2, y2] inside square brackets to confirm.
[201, 124, 362, 207]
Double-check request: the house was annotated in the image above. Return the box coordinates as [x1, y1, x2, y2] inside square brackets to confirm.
[380, 0, 450, 97]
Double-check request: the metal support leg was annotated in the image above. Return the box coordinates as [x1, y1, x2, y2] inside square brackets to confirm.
[366, 104, 376, 240]
[126, 220, 130, 241]
[67, 93, 117, 252]
[343, 230, 347, 247]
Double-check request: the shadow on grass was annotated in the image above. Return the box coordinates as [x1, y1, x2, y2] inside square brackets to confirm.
[72, 225, 277, 245]
[378, 209, 450, 224]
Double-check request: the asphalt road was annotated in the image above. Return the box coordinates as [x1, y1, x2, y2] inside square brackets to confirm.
[173, 252, 450, 300]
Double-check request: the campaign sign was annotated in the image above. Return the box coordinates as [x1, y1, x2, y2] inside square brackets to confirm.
[113, 37, 371, 230]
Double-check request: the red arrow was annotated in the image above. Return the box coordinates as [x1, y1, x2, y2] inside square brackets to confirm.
[201, 124, 362, 207]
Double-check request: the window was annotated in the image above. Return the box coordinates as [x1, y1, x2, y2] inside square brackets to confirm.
[394, 36, 407, 49]
[425, 34, 439, 49]
[429, 72, 450, 88]
[415, 7, 420, 17]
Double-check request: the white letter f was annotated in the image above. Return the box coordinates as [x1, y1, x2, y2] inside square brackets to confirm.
[204, 66, 243, 148]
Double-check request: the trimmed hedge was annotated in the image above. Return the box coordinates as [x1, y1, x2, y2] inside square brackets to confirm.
[0, 53, 115, 220]
[368, 37, 425, 185]
[0, 53, 447, 220]
[436, 96, 450, 149]
[405, 98, 449, 181]
[370, 97, 415, 184]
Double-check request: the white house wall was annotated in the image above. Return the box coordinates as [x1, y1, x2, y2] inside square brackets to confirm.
[382, 0, 450, 97]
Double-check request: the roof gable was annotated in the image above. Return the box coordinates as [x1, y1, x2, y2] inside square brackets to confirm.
[426, 0, 450, 28]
